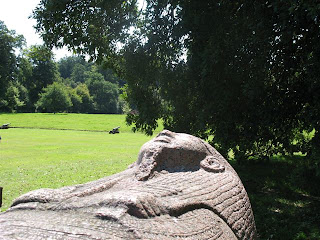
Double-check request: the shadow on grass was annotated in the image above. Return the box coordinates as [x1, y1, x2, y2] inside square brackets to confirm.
[231, 155, 320, 240]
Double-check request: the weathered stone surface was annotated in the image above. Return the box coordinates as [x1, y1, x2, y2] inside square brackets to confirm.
[0, 130, 257, 239]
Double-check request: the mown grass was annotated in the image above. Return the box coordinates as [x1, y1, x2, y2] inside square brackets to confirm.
[0, 113, 163, 133]
[1, 113, 319, 239]
[0, 113, 160, 211]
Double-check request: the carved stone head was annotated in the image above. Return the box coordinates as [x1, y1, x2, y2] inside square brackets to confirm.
[0, 130, 256, 239]
[136, 130, 225, 180]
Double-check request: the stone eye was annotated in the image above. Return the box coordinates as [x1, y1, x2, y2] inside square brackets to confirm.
[200, 156, 225, 173]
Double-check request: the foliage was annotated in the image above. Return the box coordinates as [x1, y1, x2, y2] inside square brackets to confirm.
[96, 65, 125, 86]
[32, 0, 320, 170]
[0, 30, 123, 114]
[86, 71, 120, 113]
[3, 82, 24, 112]
[0, 21, 24, 111]
[74, 83, 94, 113]
[57, 56, 124, 114]
[15, 57, 32, 111]
[36, 81, 72, 113]
[58, 56, 88, 79]
[32, 0, 138, 61]
[24, 45, 59, 108]
[14, 82, 29, 112]
[122, 1, 320, 164]
[0, 81, 25, 112]
[70, 63, 87, 83]
[68, 87, 82, 113]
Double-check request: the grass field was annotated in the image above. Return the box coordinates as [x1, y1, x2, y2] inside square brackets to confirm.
[0, 113, 319, 239]
[0, 113, 160, 211]
[0, 113, 160, 132]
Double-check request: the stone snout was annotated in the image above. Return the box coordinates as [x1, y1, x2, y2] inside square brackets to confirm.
[135, 130, 227, 181]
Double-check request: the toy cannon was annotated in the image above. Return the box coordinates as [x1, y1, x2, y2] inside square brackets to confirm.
[109, 126, 120, 134]
[0, 123, 10, 129]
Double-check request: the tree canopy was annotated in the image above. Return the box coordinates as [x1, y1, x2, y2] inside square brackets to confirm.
[33, 0, 138, 61]
[0, 20, 25, 111]
[86, 71, 120, 114]
[32, 0, 320, 169]
[36, 81, 72, 113]
[0, 20, 124, 114]
[58, 56, 88, 79]
[24, 45, 59, 109]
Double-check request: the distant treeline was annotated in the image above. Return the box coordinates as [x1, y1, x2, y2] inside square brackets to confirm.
[0, 20, 127, 114]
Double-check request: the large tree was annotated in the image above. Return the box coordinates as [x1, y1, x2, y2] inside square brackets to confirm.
[36, 81, 72, 113]
[85, 70, 120, 113]
[24, 45, 59, 109]
[33, 1, 320, 168]
[0, 20, 24, 111]
[74, 83, 94, 113]
[58, 56, 89, 79]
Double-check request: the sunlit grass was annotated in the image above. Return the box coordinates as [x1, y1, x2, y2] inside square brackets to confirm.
[0, 112, 163, 133]
[0, 113, 162, 211]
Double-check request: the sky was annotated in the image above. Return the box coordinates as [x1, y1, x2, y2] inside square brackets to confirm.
[0, 0, 72, 60]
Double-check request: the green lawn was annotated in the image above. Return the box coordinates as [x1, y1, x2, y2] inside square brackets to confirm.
[0, 112, 160, 132]
[0, 113, 159, 211]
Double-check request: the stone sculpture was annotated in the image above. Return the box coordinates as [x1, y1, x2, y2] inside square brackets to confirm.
[0, 130, 257, 239]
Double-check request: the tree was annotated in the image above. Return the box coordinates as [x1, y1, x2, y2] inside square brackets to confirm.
[96, 65, 125, 86]
[0, 20, 24, 111]
[68, 87, 82, 113]
[74, 83, 94, 113]
[1, 82, 24, 112]
[70, 63, 87, 83]
[24, 45, 59, 108]
[36, 82, 72, 113]
[86, 71, 120, 113]
[14, 81, 29, 112]
[33, 0, 138, 61]
[33, 1, 320, 169]
[15, 56, 33, 111]
[58, 56, 88, 79]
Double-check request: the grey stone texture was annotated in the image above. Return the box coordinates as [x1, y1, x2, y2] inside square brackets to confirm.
[0, 130, 257, 239]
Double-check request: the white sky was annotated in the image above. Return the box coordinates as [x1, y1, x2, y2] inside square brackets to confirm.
[0, 0, 72, 60]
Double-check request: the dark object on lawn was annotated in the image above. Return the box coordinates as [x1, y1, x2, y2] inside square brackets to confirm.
[0, 187, 2, 207]
[109, 126, 120, 134]
[0, 130, 256, 239]
[0, 123, 10, 129]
